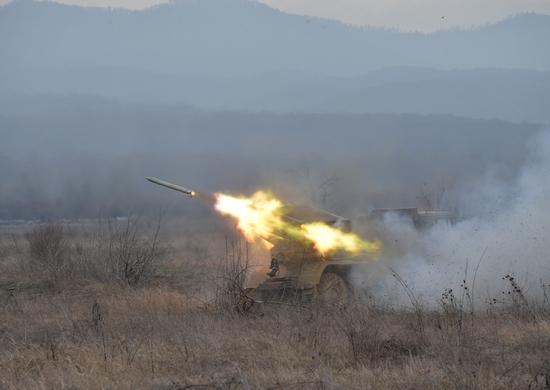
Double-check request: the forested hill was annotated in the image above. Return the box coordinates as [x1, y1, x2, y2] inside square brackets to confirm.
[0, 109, 542, 220]
[1, 0, 549, 77]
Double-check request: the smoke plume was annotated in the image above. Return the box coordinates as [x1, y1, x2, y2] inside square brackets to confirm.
[353, 130, 550, 310]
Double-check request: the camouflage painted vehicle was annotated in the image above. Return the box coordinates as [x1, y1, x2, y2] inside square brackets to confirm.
[146, 177, 455, 303]
[251, 204, 379, 303]
[251, 206, 456, 302]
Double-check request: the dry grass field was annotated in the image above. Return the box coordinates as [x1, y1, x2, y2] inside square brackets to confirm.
[0, 218, 549, 390]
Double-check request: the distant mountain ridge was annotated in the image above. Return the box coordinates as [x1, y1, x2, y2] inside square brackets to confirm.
[1, 0, 549, 77]
[1, 0, 549, 123]
[2, 66, 549, 123]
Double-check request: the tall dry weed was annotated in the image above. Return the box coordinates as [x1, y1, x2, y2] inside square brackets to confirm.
[212, 232, 255, 315]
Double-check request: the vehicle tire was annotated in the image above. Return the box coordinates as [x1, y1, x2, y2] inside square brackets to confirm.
[316, 272, 350, 304]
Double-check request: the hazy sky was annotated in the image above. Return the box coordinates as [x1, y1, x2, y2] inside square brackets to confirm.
[1, 0, 550, 31]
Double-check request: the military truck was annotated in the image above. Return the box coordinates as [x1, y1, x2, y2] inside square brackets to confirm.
[146, 177, 455, 303]
[251, 203, 379, 303]
[252, 207, 456, 302]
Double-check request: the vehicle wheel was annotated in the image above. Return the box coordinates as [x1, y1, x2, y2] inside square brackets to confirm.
[316, 272, 350, 304]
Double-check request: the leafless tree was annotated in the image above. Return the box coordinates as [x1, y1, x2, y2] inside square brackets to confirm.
[415, 182, 447, 211]
[288, 166, 344, 207]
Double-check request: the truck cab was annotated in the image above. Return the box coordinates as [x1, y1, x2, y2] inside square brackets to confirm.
[252, 204, 380, 302]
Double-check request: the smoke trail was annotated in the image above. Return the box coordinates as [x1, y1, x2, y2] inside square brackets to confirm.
[353, 130, 550, 310]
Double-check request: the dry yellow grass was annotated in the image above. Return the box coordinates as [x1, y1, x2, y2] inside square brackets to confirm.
[1, 286, 549, 389]
[0, 221, 549, 389]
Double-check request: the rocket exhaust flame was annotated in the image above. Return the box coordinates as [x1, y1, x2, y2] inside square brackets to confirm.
[301, 222, 381, 255]
[214, 190, 381, 256]
[214, 191, 286, 244]
[146, 177, 380, 256]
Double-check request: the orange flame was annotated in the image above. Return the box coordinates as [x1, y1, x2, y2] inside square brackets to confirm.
[214, 191, 285, 242]
[301, 222, 380, 255]
[214, 190, 380, 256]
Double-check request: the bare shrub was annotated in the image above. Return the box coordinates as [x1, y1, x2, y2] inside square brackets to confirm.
[3, 211, 167, 289]
[212, 232, 255, 314]
[25, 220, 72, 287]
[87, 210, 167, 286]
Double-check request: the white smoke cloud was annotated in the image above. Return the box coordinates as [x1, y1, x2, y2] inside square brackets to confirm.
[353, 130, 550, 310]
